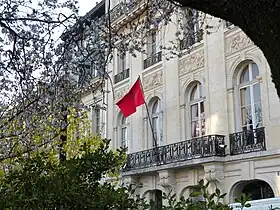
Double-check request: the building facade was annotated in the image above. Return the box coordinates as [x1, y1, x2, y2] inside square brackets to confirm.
[81, 0, 280, 205]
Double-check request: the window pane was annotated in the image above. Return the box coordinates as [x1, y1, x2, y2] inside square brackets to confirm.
[201, 119, 206, 136]
[121, 127, 127, 147]
[191, 104, 198, 120]
[191, 121, 199, 137]
[152, 100, 159, 114]
[240, 87, 251, 106]
[252, 63, 259, 80]
[199, 83, 204, 98]
[200, 102, 204, 115]
[241, 106, 252, 128]
[253, 83, 261, 103]
[254, 102, 262, 128]
[190, 85, 198, 101]
[240, 66, 249, 83]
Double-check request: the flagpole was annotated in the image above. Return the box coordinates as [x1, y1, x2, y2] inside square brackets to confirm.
[138, 76, 160, 164]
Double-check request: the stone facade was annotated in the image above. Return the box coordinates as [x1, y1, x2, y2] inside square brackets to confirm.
[82, 2, 280, 204]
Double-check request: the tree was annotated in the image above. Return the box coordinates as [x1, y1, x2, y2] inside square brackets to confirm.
[0, 145, 252, 209]
[0, 139, 149, 209]
[169, 0, 280, 98]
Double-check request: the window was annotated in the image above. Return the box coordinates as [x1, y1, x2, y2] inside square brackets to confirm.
[90, 61, 99, 78]
[189, 9, 200, 43]
[118, 51, 126, 72]
[147, 31, 157, 57]
[151, 98, 163, 147]
[95, 107, 101, 134]
[120, 114, 128, 150]
[180, 9, 202, 50]
[239, 62, 262, 132]
[189, 83, 205, 138]
[150, 190, 162, 210]
[242, 180, 274, 200]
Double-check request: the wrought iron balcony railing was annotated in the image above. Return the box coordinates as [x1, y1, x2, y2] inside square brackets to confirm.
[109, 0, 140, 23]
[143, 51, 162, 69]
[114, 68, 129, 84]
[123, 135, 225, 172]
[180, 30, 203, 50]
[229, 127, 266, 155]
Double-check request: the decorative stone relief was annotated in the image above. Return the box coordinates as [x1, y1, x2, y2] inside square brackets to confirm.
[204, 164, 224, 182]
[226, 32, 254, 54]
[121, 176, 137, 186]
[179, 50, 204, 75]
[115, 85, 129, 101]
[158, 170, 176, 189]
[143, 70, 163, 91]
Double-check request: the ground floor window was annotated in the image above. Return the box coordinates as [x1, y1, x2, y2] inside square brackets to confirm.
[242, 180, 274, 200]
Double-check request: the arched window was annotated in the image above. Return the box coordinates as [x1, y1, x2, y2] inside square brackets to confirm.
[239, 62, 262, 131]
[242, 180, 274, 200]
[150, 98, 163, 147]
[149, 190, 162, 210]
[118, 113, 128, 152]
[189, 82, 205, 138]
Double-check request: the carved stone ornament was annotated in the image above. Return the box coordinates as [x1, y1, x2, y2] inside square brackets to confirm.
[143, 70, 163, 91]
[179, 50, 204, 75]
[158, 170, 175, 188]
[226, 32, 254, 54]
[204, 168, 224, 182]
[121, 176, 136, 186]
[115, 85, 129, 102]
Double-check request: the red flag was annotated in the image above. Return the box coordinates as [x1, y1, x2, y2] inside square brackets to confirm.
[116, 78, 145, 117]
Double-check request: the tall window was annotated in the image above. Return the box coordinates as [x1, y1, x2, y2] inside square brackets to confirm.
[118, 51, 126, 72]
[181, 8, 202, 50]
[189, 9, 200, 43]
[120, 114, 128, 150]
[91, 61, 98, 78]
[147, 31, 157, 57]
[189, 83, 205, 138]
[94, 107, 101, 135]
[151, 98, 163, 147]
[239, 62, 262, 131]
[150, 190, 162, 210]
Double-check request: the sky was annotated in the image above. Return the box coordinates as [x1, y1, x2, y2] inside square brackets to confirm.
[79, 0, 100, 16]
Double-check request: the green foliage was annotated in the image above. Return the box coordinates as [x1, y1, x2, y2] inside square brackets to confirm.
[0, 134, 252, 210]
[152, 179, 251, 210]
[0, 138, 147, 209]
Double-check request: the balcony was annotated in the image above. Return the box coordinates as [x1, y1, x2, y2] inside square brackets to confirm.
[123, 135, 225, 172]
[143, 51, 162, 69]
[114, 68, 129, 84]
[109, 0, 140, 23]
[229, 127, 266, 155]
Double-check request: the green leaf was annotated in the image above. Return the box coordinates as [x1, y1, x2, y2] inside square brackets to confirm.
[245, 203, 251, 208]
[190, 191, 202, 197]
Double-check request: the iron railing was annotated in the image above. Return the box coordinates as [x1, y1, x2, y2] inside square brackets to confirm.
[114, 68, 129, 84]
[229, 127, 266, 155]
[143, 51, 162, 69]
[109, 0, 140, 23]
[123, 135, 225, 171]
